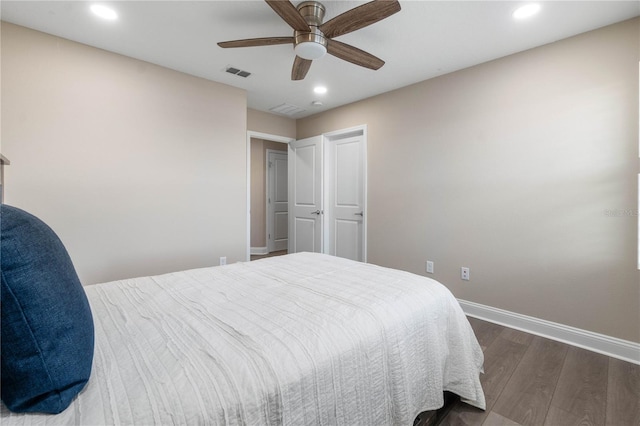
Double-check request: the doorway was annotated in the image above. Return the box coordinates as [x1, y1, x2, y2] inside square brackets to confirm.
[246, 131, 294, 261]
[266, 149, 288, 253]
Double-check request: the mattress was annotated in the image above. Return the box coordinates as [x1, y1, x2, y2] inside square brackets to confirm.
[1, 252, 485, 425]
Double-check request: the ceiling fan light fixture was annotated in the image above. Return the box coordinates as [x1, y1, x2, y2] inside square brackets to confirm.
[295, 41, 327, 60]
[294, 28, 327, 60]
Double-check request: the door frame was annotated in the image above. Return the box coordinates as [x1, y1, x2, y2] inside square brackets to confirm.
[323, 125, 368, 262]
[246, 131, 295, 261]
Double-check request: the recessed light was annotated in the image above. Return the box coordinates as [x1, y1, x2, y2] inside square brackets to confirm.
[91, 4, 118, 20]
[512, 3, 541, 20]
[314, 86, 327, 95]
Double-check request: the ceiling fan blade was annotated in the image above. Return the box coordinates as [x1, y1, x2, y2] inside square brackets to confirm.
[265, 0, 310, 32]
[292, 56, 312, 80]
[327, 39, 384, 70]
[320, 0, 401, 39]
[218, 37, 294, 48]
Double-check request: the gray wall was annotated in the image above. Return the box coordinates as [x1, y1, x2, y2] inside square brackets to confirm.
[1, 23, 248, 284]
[298, 18, 640, 343]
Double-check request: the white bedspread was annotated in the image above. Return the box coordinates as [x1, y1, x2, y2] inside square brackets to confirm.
[1, 252, 485, 425]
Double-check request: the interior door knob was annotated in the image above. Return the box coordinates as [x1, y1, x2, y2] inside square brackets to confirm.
[311, 210, 321, 215]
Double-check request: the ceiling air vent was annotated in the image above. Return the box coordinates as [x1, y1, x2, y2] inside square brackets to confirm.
[269, 103, 306, 117]
[224, 66, 251, 78]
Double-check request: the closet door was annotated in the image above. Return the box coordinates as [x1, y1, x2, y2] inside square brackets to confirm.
[325, 134, 365, 262]
[288, 136, 323, 254]
[289, 127, 367, 262]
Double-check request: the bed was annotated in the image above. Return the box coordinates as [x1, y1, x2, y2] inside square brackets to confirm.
[1, 205, 485, 425]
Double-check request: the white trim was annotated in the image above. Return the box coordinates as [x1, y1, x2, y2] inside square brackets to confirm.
[458, 299, 640, 365]
[250, 246, 269, 256]
[246, 131, 295, 262]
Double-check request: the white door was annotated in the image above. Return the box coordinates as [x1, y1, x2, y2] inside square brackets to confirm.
[288, 136, 323, 253]
[266, 150, 288, 252]
[326, 135, 366, 261]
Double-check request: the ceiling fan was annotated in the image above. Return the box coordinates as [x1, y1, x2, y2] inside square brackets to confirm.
[217, 0, 401, 81]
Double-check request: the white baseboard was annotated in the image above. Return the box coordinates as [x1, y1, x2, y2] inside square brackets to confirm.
[458, 299, 640, 365]
[250, 247, 269, 256]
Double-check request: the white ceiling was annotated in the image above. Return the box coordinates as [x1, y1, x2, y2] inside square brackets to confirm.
[2, 1, 638, 118]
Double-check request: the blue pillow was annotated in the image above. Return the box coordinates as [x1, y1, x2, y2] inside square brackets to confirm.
[1, 204, 94, 414]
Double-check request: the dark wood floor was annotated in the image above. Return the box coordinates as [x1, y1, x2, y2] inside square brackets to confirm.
[428, 317, 640, 426]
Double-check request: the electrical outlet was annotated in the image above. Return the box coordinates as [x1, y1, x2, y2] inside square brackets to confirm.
[220, 256, 227, 266]
[461, 267, 470, 281]
[426, 261, 434, 274]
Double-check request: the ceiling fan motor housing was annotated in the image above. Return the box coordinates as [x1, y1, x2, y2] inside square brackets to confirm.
[297, 1, 325, 26]
[294, 1, 327, 60]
